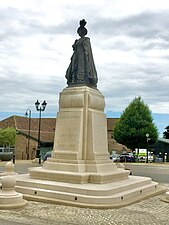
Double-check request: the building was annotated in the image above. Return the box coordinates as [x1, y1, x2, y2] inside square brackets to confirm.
[152, 138, 169, 162]
[107, 118, 128, 154]
[0, 115, 125, 159]
[0, 116, 55, 159]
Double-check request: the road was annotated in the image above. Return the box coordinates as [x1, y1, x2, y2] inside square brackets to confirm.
[124, 163, 169, 184]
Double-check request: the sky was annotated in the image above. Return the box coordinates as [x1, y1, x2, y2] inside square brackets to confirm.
[0, 0, 169, 136]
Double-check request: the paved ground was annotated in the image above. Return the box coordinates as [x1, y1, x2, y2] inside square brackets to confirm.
[0, 161, 169, 225]
[0, 194, 169, 225]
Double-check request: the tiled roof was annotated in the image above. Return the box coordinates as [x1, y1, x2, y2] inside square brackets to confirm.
[0, 115, 16, 129]
[0, 115, 56, 143]
[15, 116, 56, 132]
[0, 116, 120, 144]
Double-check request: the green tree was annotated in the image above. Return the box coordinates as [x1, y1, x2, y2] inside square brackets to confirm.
[114, 96, 158, 151]
[163, 125, 169, 139]
[0, 128, 16, 147]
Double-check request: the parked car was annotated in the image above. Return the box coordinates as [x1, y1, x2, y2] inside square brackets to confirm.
[0, 147, 14, 161]
[0, 152, 13, 161]
[154, 155, 163, 163]
[119, 153, 135, 162]
[138, 156, 146, 163]
[43, 151, 52, 162]
[110, 154, 120, 162]
[138, 156, 154, 163]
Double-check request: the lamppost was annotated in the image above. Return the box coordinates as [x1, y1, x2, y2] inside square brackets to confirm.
[146, 133, 151, 163]
[25, 108, 31, 160]
[35, 100, 47, 164]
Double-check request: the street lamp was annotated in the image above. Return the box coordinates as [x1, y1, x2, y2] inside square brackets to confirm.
[146, 133, 151, 163]
[35, 100, 47, 164]
[25, 108, 31, 160]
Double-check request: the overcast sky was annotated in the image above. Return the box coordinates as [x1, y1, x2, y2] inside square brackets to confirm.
[0, 0, 169, 119]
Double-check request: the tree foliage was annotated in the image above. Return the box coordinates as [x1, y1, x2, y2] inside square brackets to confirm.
[114, 96, 158, 151]
[163, 126, 169, 139]
[0, 128, 16, 147]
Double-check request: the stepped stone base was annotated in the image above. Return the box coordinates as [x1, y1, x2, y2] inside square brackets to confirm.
[15, 174, 164, 208]
[17, 86, 164, 208]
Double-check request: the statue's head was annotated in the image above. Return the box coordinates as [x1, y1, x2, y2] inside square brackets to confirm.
[77, 19, 88, 37]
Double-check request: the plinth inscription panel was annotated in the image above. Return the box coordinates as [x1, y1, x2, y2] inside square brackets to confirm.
[87, 110, 108, 160]
[54, 110, 83, 152]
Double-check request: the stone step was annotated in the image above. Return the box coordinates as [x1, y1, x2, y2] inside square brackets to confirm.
[15, 180, 161, 208]
[16, 175, 156, 197]
[28, 167, 130, 184]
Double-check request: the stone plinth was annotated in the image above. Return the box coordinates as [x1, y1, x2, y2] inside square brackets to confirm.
[52, 86, 108, 163]
[29, 86, 129, 184]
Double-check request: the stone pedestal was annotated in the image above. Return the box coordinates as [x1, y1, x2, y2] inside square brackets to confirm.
[29, 86, 128, 183]
[52, 86, 109, 163]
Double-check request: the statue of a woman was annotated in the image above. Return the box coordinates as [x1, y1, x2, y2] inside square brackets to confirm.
[65, 19, 98, 88]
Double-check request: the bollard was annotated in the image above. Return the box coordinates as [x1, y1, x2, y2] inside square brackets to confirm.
[39, 154, 41, 164]
[0, 176, 28, 209]
[13, 154, 15, 164]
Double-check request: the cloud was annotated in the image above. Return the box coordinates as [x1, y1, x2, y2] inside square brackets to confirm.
[0, 2, 168, 117]
[90, 10, 169, 39]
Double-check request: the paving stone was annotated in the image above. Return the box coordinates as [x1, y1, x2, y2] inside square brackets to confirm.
[0, 194, 168, 225]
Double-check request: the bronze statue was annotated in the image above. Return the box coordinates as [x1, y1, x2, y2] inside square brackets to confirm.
[65, 19, 98, 88]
